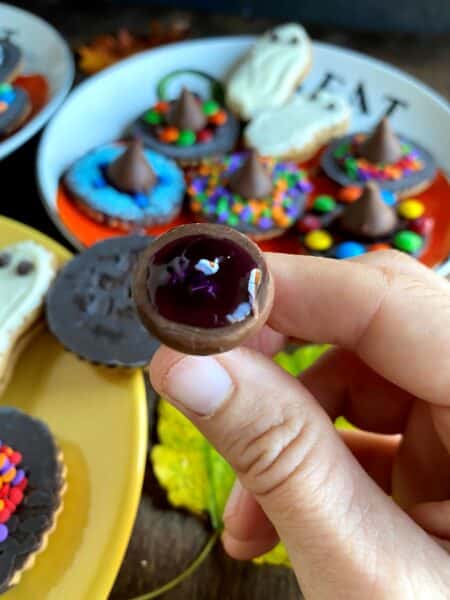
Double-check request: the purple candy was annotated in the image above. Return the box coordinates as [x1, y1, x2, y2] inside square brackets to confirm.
[0, 458, 11, 475]
[298, 181, 313, 193]
[12, 469, 25, 486]
[0, 524, 8, 543]
[258, 217, 273, 230]
[240, 206, 252, 221]
[217, 212, 229, 223]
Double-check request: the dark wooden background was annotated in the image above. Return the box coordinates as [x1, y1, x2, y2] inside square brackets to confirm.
[1, 3, 450, 598]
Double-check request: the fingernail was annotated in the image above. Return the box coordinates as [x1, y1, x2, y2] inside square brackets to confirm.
[164, 356, 234, 416]
[223, 479, 244, 522]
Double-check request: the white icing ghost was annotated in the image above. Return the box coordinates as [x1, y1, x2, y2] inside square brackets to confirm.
[0, 241, 56, 365]
[226, 23, 312, 120]
[244, 92, 351, 159]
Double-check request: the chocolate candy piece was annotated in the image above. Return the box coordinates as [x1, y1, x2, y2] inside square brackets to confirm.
[133, 224, 274, 355]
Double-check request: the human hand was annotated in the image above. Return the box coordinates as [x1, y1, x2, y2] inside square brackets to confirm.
[150, 250, 450, 599]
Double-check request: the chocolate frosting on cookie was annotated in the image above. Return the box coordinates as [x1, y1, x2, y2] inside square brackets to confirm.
[0, 408, 64, 594]
[229, 150, 273, 199]
[357, 118, 403, 164]
[46, 235, 159, 367]
[339, 181, 398, 239]
[167, 87, 207, 132]
[106, 140, 156, 193]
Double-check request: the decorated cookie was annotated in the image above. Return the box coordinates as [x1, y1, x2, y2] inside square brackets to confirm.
[46, 235, 160, 367]
[188, 150, 312, 240]
[131, 87, 239, 165]
[0, 37, 23, 82]
[226, 23, 312, 120]
[0, 83, 30, 137]
[132, 223, 274, 355]
[64, 140, 185, 231]
[321, 117, 437, 198]
[0, 241, 56, 395]
[0, 407, 66, 594]
[297, 181, 433, 259]
[244, 92, 351, 161]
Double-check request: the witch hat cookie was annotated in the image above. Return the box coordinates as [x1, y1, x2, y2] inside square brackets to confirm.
[167, 87, 207, 131]
[106, 139, 156, 193]
[321, 116, 437, 198]
[229, 150, 273, 199]
[339, 181, 398, 238]
[357, 118, 403, 164]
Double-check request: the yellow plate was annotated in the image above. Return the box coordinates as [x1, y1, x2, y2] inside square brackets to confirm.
[0, 216, 147, 600]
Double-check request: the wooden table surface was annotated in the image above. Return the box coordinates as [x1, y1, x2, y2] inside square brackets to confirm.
[2, 4, 450, 598]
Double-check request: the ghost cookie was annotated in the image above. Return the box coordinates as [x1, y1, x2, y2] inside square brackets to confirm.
[0, 241, 57, 395]
[0, 83, 31, 137]
[321, 117, 437, 198]
[0, 407, 66, 594]
[226, 23, 312, 120]
[46, 235, 160, 367]
[244, 92, 351, 161]
[0, 38, 23, 82]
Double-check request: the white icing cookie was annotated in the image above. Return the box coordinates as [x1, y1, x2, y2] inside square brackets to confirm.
[0, 241, 56, 386]
[244, 92, 351, 161]
[226, 23, 312, 120]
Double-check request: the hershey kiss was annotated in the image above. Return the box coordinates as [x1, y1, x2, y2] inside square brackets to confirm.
[107, 140, 156, 194]
[357, 117, 403, 164]
[338, 181, 398, 239]
[229, 150, 273, 199]
[167, 87, 207, 132]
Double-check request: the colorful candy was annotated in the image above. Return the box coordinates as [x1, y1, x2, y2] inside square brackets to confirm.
[397, 199, 425, 219]
[393, 230, 423, 254]
[313, 195, 336, 213]
[304, 230, 333, 251]
[0, 442, 28, 543]
[334, 241, 366, 259]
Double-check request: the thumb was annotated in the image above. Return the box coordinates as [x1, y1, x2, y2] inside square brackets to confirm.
[150, 346, 446, 598]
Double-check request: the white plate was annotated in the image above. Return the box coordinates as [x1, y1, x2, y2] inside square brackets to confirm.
[0, 2, 74, 160]
[37, 36, 450, 252]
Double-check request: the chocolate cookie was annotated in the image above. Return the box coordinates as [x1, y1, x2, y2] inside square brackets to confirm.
[321, 118, 437, 198]
[0, 39, 23, 82]
[0, 407, 65, 594]
[46, 235, 159, 367]
[0, 83, 30, 137]
[132, 223, 274, 355]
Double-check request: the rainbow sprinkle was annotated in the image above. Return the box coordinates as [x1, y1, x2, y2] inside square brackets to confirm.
[333, 134, 424, 182]
[0, 441, 28, 544]
[188, 153, 313, 232]
[0, 83, 16, 115]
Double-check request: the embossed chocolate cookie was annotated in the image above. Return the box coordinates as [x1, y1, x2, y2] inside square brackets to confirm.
[0, 407, 66, 594]
[46, 235, 159, 367]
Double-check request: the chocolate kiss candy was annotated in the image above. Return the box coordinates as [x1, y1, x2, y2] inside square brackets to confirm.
[229, 150, 273, 199]
[107, 140, 156, 193]
[132, 223, 274, 355]
[338, 181, 398, 239]
[167, 87, 207, 132]
[357, 117, 403, 164]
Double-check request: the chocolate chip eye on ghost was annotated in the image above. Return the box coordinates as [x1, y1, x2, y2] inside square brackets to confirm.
[132, 224, 274, 355]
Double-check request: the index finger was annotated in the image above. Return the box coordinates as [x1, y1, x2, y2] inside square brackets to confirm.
[267, 251, 450, 407]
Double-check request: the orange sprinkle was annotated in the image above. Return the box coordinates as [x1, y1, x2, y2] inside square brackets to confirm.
[338, 186, 362, 203]
[0, 101, 8, 114]
[154, 101, 169, 113]
[369, 243, 391, 252]
[209, 110, 227, 126]
[232, 202, 243, 214]
[276, 179, 288, 192]
[3, 467, 16, 483]
[159, 126, 179, 143]
[190, 201, 202, 213]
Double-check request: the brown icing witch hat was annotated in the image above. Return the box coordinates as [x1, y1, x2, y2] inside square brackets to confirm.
[167, 87, 207, 132]
[107, 140, 156, 194]
[357, 118, 403, 164]
[229, 150, 273, 199]
[339, 181, 398, 239]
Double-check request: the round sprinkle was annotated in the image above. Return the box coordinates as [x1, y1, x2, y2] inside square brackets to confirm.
[398, 199, 425, 220]
[143, 109, 162, 125]
[313, 195, 336, 213]
[334, 241, 366, 259]
[369, 242, 391, 252]
[16, 261, 34, 276]
[202, 100, 220, 116]
[381, 190, 397, 206]
[0, 83, 12, 94]
[159, 126, 179, 143]
[0, 524, 7, 543]
[297, 214, 322, 233]
[0, 101, 8, 114]
[176, 130, 197, 147]
[338, 186, 361, 204]
[304, 230, 333, 251]
[393, 230, 423, 254]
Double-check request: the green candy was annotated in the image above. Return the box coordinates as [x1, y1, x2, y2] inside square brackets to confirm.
[216, 196, 229, 214]
[177, 130, 197, 146]
[227, 214, 239, 227]
[333, 143, 349, 159]
[0, 82, 12, 94]
[393, 230, 423, 254]
[143, 109, 162, 125]
[196, 192, 208, 203]
[202, 100, 220, 116]
[313, 195, 336, 213]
